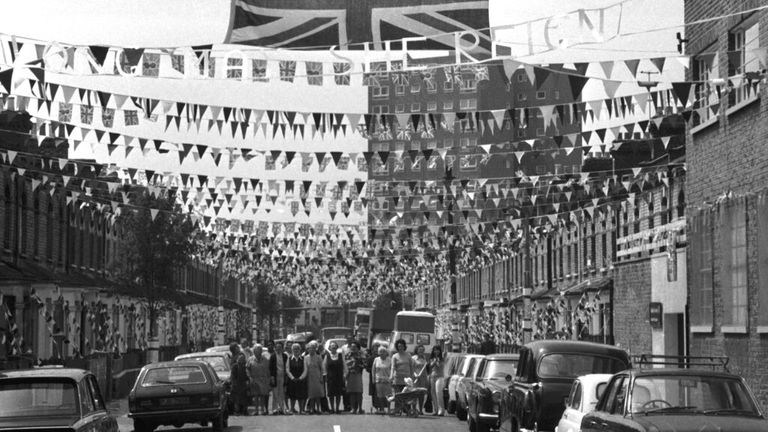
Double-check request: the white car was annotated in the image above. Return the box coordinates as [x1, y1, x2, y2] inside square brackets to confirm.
[555, 374, 613, 432]
[448, 354, 481, 415]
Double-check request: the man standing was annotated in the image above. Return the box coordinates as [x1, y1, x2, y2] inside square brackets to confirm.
[269, 341, 289, 414]
[229, 343, 250, 415]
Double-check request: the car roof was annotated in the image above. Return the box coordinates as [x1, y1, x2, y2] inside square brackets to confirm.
[176, 351, 229, 359]
[395, 311, 434, 317]
[0, 367, 90, 381]
[484, 354, 520, 361]
[626, 368, 741, 379]
[143, 360, 208, 369]
[524, 340, 629, 359]
[575, 373, 614, 386]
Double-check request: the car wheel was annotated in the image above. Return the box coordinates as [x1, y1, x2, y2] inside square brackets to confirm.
[448, 398, 456, 414]
[211, 413, 225, 432]
[468, 415, 477, 432]
[457, 404, 468, 421]
[133, 419, 153, 432]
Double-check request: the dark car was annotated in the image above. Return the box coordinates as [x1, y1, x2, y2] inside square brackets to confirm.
[581, 368, 768, 432]
[467, 354, 520, 432]
[0, 367, 118, 432]
[499, 340, 630, 432]
[175, 351, 233, 413]
[128, 360, 229, 432]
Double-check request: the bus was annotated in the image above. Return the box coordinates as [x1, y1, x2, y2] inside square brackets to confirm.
[354, 308, 372, 346]
[391, 311, 436, 353]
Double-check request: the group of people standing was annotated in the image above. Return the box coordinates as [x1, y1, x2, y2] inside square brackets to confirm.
[228, 339, 367, 415]
[370, 339, 446, 415]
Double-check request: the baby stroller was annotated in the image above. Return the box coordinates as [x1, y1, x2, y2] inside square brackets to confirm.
[388, 378, 428, 417]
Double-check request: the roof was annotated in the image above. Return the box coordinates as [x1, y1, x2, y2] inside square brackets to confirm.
[0, 367, 90, 381]
[524, 340, 629, 360]
[484, 353, 520, 361]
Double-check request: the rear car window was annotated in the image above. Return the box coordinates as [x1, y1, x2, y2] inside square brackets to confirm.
[142, 366, 207, 386]
[0, 380, 78, 418]
[538, 354, 628, 379]
[483, 360, 518, 379]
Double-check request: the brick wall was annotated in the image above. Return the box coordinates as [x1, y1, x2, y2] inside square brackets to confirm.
[685, 0, 768, 410]
[613, 259, 652, 355]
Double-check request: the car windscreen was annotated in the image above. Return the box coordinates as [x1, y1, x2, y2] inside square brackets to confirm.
[0, 380, 79, 418]
[483, 360, 518, 380]
[630, 375, 761, 415]
[538, 354, 628, 379]
[186, 356, 230, 373]
[141, 365, 207, 386]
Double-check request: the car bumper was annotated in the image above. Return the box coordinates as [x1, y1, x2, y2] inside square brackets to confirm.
[129, 407, 222, 421]
[478, 412, 499, 426]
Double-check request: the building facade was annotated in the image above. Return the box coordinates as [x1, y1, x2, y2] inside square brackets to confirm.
[684, 0, 768, 408]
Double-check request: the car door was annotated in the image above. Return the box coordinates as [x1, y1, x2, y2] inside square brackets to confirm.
[459, 358, 478, 408]
[72, 376, 117, 432]
[468, 358, 487, 418]
[582, 375, 625, 432]
[557, 379, 582, 432]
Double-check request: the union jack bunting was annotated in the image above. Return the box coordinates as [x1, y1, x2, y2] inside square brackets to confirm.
[229, 0, 491, 54]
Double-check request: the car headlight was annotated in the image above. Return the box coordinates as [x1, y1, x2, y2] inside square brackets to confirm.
[492, 391, 502, 413]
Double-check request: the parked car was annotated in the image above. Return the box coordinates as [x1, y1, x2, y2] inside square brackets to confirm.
[442, 353, 466, 413]
[175, 351, 233, 412]
[206, 345, 234, 353]
[323, 337, 348, 354]
[499, 340, 630, 432]
[582, 367, 768, 432]
[467, 353, 520, 432]
[456, 354, 485, 420]
[449, 354, 482, 415]
[0, 367, 118, 432]
[128, 360, 229, 432]
[555, 374, 613, 432]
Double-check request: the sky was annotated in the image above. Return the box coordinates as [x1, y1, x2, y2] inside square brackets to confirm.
[0, 0, 684, 62]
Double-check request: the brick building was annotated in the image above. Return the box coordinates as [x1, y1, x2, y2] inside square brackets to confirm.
[684, 0, 768, 408]
[0, 109, 251, 364]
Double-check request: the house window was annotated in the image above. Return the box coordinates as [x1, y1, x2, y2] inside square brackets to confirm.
[372, 86, 390, 99]
[554, 164, 562, 174]
[536, 127, 545, 137]
[517, 93, 527, 102]
[459, 155, 477, 171]
[536, 91, 547, 99]
[728, 17, 761, 107]
[554, 90, 560, 100]
[722, 201, 747, 330]
[411, 102, 421, 112]
[517, 73, 526, 82]
[444, 79, 454, 92]
[396, 85, 405, 95]
[459, 99, 477, 110]
[461, 78, 477, 92]
[395, 104, 405, 113]
[693, 46, 719, 125]
[690, 210, 714, 331]
[372, 105, 389, 114]
[427, 101, 437, 111]
[411, 81, 421, 93]
[443, 101, 454, 110]
[443, 138, 454, 148]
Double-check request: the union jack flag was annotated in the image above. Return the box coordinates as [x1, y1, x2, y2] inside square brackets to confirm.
[229, 0, 491, 54]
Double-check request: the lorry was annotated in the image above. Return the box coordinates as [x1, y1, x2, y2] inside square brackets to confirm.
[365, 310, 398, 349]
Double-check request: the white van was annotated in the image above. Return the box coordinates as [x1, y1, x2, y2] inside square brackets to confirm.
[391, 311, 436, 353]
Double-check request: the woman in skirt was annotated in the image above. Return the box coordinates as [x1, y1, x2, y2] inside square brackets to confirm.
[324, 341, 345, 413]
[344, 341, 365, 414]
[286, 343, 307, 414]
[304, 341, 326, 414]
[372, 345, 392, 414]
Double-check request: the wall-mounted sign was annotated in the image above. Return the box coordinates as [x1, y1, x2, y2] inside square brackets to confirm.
[649, 302, 663, 329]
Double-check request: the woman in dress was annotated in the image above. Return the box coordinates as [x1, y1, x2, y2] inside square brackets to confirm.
[364, 344, 378, 409]
[286, 343, 307, 414]
[247, 344, 271, 415]
[412, 344, 429, 414]
[268, 341, 289, 415]
[389, 339, 414, 394]
[324, 341, 345, 414]
[304, 341, 326, 414]
[372, 345, 392, 414]
[344, 341, 365, 414]
[428, 345, 446, 416]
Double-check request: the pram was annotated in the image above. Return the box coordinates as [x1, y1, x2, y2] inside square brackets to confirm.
[388, 387, 428, 417]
